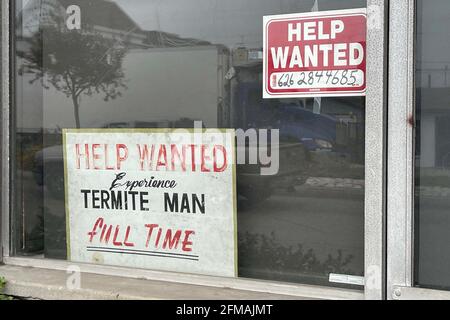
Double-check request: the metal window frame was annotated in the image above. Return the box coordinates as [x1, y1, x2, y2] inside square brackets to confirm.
[0, 0, 2, 264]
[1, 0, 10, 263]
[0, 0, 388, 300]
[365, 0, 388, 301]
[386, 0, 416, 300]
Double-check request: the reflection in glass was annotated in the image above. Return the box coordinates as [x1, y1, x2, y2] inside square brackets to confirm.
[415, 0, 450, 291]
[14, 0, 366, 288]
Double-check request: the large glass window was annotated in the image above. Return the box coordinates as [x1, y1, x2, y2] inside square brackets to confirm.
[13, 0, 366, 288]
[415, 0, 450, 291]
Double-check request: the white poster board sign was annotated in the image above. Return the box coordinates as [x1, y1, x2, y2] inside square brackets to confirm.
[63, 129, 237, 277]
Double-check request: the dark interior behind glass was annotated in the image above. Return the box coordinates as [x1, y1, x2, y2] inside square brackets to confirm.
[415, 0, 450, 290]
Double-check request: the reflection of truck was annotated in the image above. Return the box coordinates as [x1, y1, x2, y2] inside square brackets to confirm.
[230, 59, 311, 204]
[230, 51, 365, 199]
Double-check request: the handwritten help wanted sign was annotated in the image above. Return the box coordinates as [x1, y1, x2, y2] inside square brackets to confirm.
[63, 129, 237, 277]
[263, 8, 367, 98]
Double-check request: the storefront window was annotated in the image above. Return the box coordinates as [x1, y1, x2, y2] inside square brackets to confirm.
[415, 0, 450, 291]
[13, 0, 366, 288]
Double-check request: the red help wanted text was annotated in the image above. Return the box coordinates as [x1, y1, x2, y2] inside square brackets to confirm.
[74, 142, 229, 173]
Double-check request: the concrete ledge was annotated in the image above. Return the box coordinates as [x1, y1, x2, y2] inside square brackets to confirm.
[0, 265, 307, 300]
[3, 257, 364, 300]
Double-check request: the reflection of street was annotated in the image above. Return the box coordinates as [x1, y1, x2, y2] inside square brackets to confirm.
[305, 177, 364, 190]
[237, 184, 364, 287]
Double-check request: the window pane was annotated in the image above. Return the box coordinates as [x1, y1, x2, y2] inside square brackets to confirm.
[415, 0, 450, 290]
[14, 0, 366, 288]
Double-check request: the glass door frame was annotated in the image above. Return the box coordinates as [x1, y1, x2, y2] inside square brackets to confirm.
[0, 0, 388, 300]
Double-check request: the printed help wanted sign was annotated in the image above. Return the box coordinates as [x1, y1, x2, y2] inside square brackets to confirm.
[263, 9, 367, 98]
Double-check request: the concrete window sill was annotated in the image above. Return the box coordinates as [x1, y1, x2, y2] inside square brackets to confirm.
[0, 265, 309, 300]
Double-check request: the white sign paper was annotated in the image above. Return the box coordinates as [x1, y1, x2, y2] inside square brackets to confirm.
[63, 129, 237, 277]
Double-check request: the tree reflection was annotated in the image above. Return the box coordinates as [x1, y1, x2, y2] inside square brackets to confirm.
[18, 17, 128, 128]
